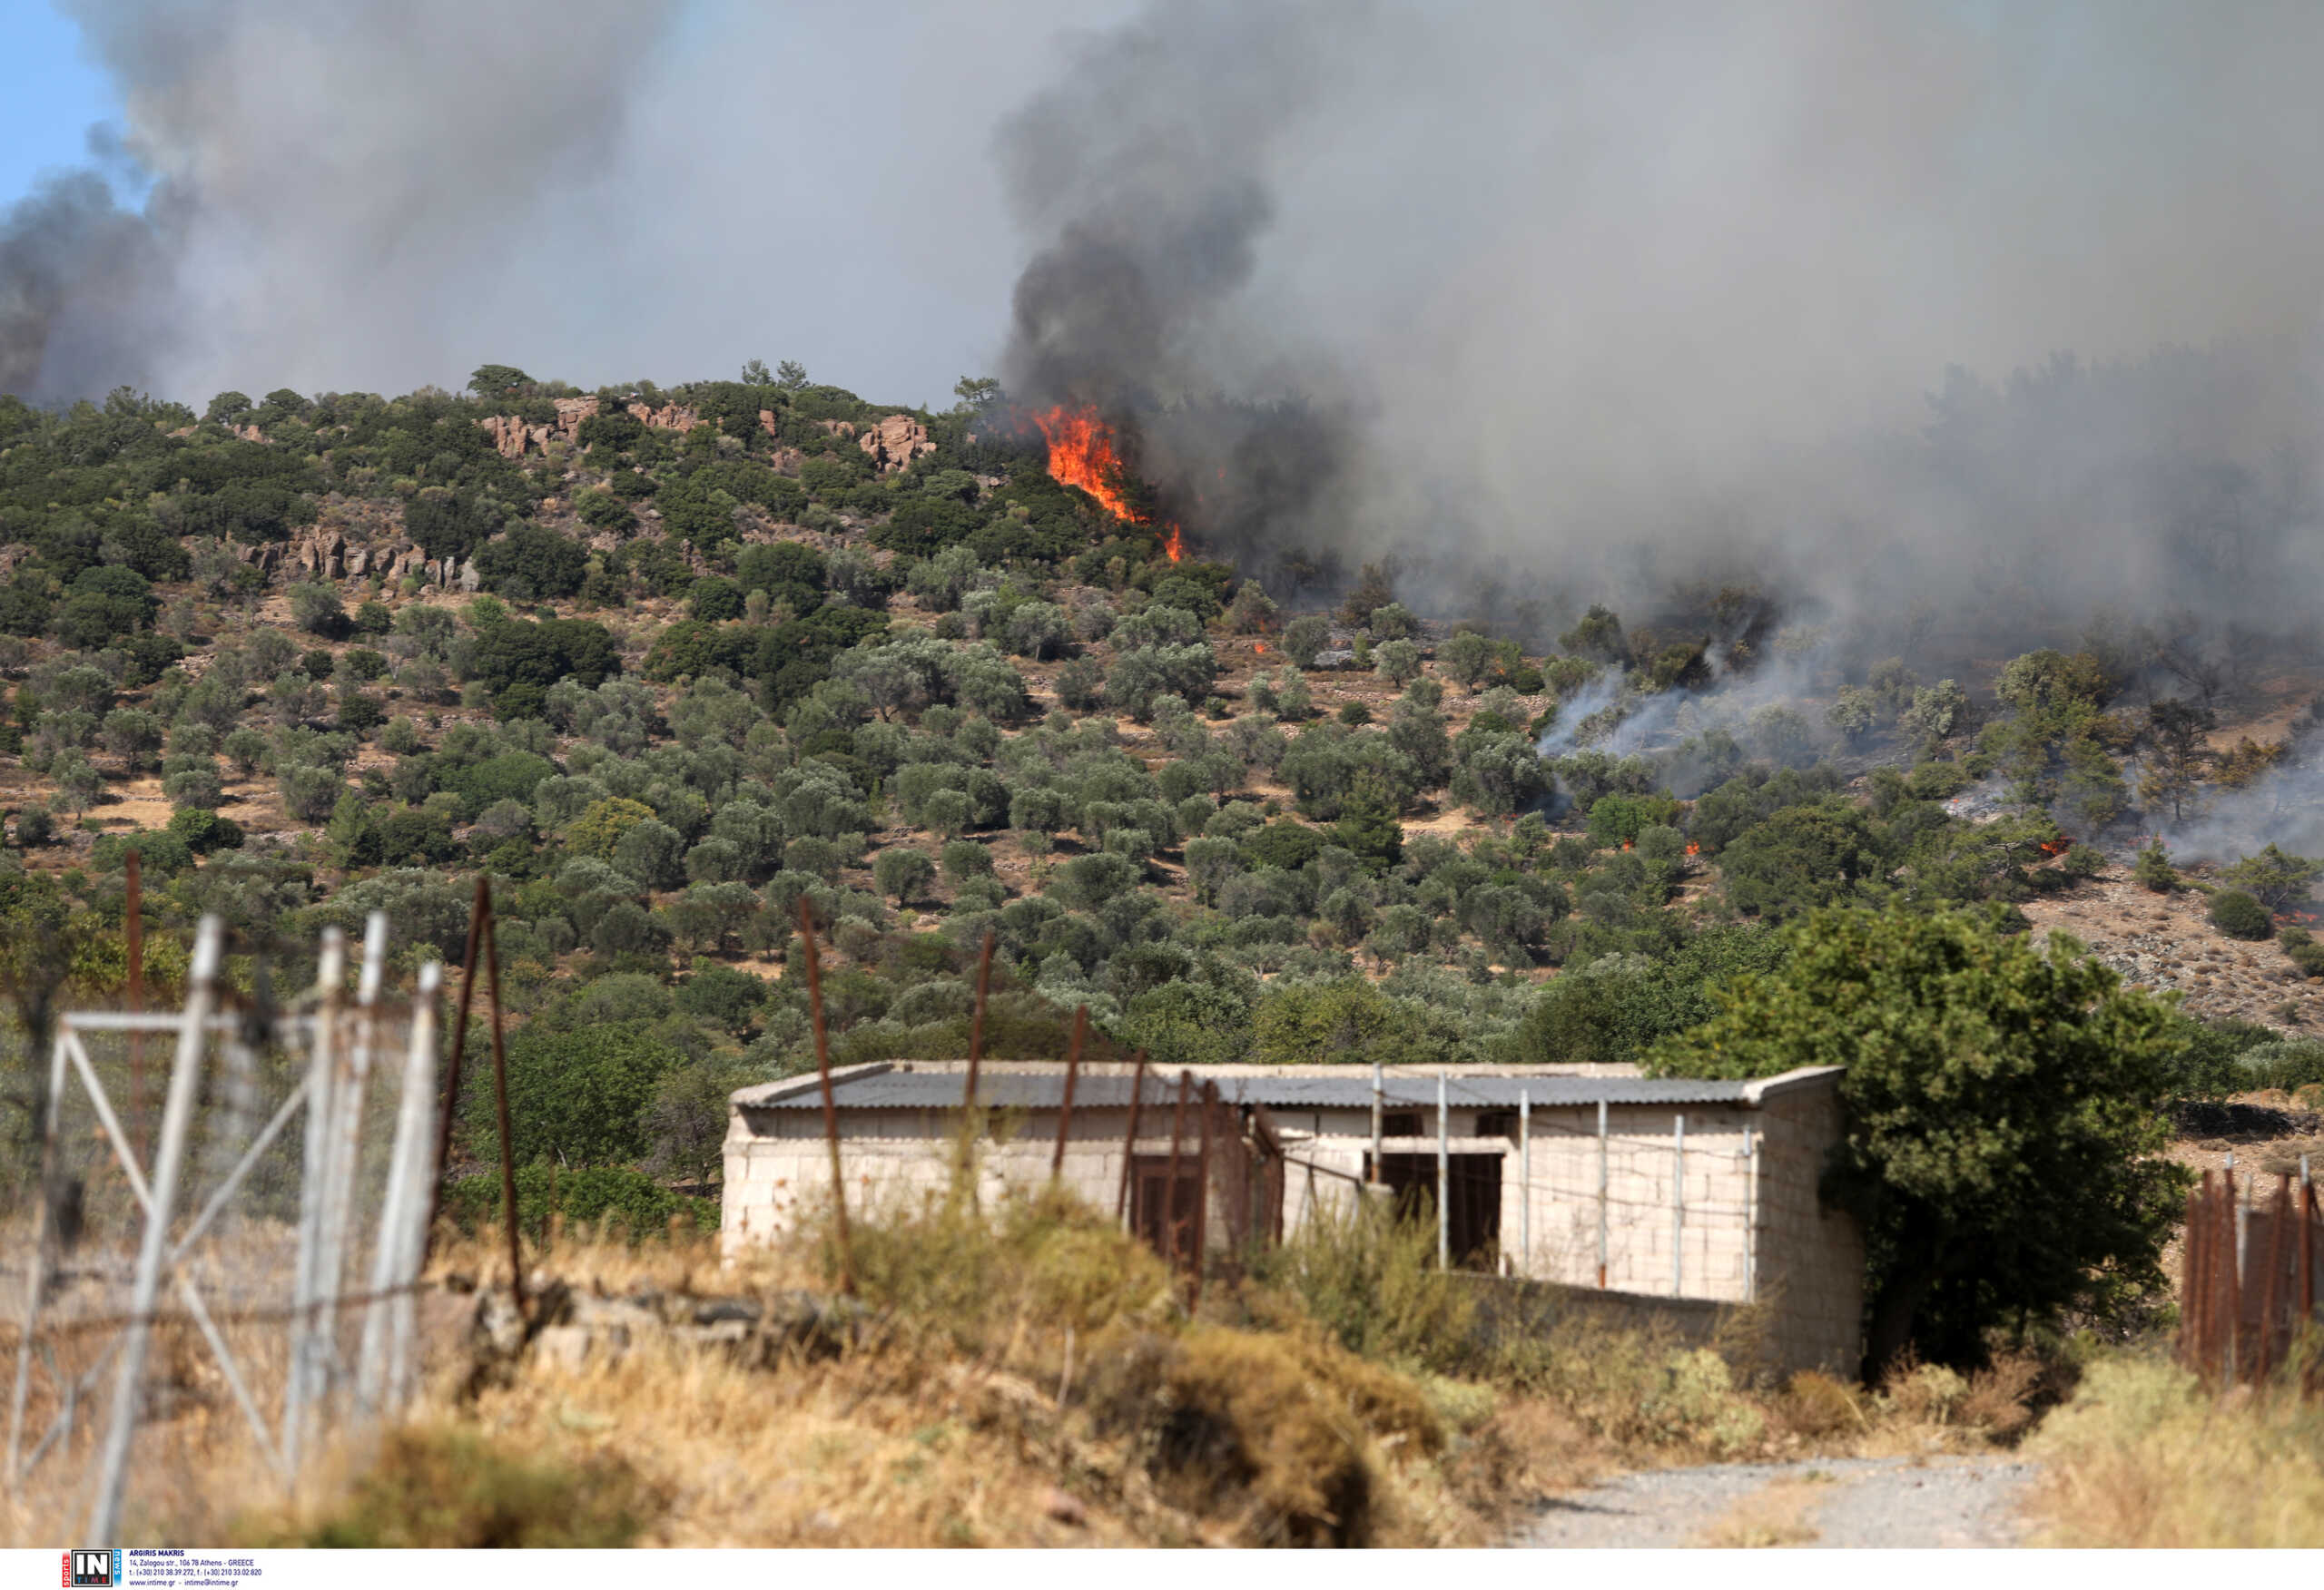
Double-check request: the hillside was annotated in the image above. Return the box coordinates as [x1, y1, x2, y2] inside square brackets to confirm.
[4, 366, 2323, 1192]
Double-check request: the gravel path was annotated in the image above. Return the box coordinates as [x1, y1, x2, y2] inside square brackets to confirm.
[1513, 1455, 2042, 1548]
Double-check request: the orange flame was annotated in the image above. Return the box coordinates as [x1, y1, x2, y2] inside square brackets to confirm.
[1620, 839, 1634, 852]
[1685, 841, 1700, 856]
[2040, 836, 2074, 858]
[1034, 403, 1184, 561]
[1252, 641, 1266, 654]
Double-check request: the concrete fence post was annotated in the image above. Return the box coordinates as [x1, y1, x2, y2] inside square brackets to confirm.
[1742, 1123, 1757, 1301]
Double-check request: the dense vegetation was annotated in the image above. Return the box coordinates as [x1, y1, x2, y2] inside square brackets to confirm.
[5, 361, 2322, 1369]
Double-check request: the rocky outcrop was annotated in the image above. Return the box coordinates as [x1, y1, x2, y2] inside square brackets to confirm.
[479, 396, 604, 458]
[633, 402, 700, 433]
[287, 527, 346, 580]
[482, 414, 554, 458]
[816, 418, 856, 438]
[463, 1279, 869, 1391]
[857, 412, 937, 473]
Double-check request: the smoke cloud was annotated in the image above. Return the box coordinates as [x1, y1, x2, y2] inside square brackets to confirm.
[10, 0, 2324, 664]
[997, 1, 2324, 649]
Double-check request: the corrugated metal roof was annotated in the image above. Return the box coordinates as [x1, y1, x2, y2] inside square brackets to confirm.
[739, 1068, 1802, 1113]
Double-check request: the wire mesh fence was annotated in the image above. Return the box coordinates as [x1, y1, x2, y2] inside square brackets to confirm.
[2, 911, 442, 1541]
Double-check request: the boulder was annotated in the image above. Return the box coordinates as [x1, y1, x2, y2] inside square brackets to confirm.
[857, 413, 937, 473]
[481, 414, 555, 457]
[633, 402, 700, 432]
[554, 396, 601, 437]
[288, 528, 346, 580]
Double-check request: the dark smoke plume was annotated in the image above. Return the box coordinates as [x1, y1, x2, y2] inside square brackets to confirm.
[996, 1, 2324, 654]
[0, 164, 181, 402]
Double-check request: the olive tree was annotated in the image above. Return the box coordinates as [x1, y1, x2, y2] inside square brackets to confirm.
[1648, 904, 2190, 1378]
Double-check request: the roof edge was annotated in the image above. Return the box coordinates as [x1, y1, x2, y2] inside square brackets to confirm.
[733, 1060, 894, 1109]
[1738, 1065, 1846, 1105]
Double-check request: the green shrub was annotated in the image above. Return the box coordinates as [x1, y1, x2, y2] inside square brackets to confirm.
[2208, 888, 2271, 941]
[460, 1022, 684, 1167]
[2134, 841, 2177, 892]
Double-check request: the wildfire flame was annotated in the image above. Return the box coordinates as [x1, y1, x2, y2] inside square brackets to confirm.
[1253, 641, 1267, 654]
[1685, 841, 1701, 856]
[2040, 837, 2074, 858]
[1034, 403, 1184, 561]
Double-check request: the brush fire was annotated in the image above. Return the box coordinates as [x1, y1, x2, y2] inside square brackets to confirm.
[1035, 403, 1185, 561]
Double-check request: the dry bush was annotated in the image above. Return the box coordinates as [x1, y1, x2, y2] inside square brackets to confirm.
[1777, 1370, 1869, 1440]
[2024, 1352, 2324, 1546]
[245, 1425, 660, 1546]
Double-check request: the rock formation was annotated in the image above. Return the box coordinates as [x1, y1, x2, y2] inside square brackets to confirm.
[632, 402, 700, 433]
[857, 413, 937, 473]
[482, 414, 555, 458]
[287, 527, 346, 580]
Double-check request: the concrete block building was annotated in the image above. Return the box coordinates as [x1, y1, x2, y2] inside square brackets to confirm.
[724, 1061, 1863, 1378]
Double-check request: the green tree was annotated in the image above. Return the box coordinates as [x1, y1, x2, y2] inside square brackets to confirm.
[466, 1022, 681, 1167]
[1647, 904, 2191, 1377]
[567, 797, 657, 860]
[1250, 978, 1451, 1069]
[1441, 630, 1495, 692]
[1280, 614, 1332, 669]
[872, 847, 936, 904]
[468, 364, 534, 397]
[2139, 699, 2213, 823]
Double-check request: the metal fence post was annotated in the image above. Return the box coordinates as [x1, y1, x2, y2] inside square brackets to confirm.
[360, 960, 441, 1414]
[7, 1026, 74, 1482]
[1435, 1072, 1449, 1271]
[1165, 1072, 1191, 1268]
[125, 849, 144, 1161]
[1517, 1089, 1531, 1280]
[422, 875, 492, 1258]
[285, 928, 345, 1471]
[1116, 1051, 1147, 1227]
[1052, 1006, 1086, 1180]
[1670, 1113, 1686, 1298]
[1370, 1061, 1384, 1186]
[90, 916, 222, 1542]
[1192, 1082, 1216, 1304]
[1597, 1098, 1610, 1290]
[799, 898, 852, 1296]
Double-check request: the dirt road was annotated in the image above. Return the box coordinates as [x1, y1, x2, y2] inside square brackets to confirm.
[1513, 1455, 2041, 1548]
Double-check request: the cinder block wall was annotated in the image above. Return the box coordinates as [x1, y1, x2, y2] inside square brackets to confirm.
[724, 1104, 1233, 1259]
[724, 1076, 1865, 1379]
[1748, 1084, 1865, 1379]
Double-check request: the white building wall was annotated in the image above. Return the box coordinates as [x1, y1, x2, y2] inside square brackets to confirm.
[723, 1067, 1862, 1379]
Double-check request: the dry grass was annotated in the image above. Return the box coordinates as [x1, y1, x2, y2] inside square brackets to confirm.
[1, 1180, 2050, 1548]
[1692, 1471, 1834, 1547]
[2022, 1350, 2324, 1547]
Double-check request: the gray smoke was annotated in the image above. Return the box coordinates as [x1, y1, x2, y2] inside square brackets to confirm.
[997, 1, 2324, 649]
[0, 162, 182, 400]
[4, 0, 687, 403]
